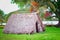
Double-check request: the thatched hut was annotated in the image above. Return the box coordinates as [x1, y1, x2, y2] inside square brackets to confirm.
[3, 13, 45, 34]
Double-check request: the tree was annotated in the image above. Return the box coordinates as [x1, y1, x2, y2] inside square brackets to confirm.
[51, 0, 60, 27]
[0, 9, 5, 25]
[11, 0, 56, 11]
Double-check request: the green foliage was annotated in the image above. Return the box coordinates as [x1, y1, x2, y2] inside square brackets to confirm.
[52, 0, 60, 20]
[12, 0, 28, 4]
[11, 0, 56, 12]
[0, 9, 5, 25]
[0, 9, 4, 16]
[11, 0, 29, 8]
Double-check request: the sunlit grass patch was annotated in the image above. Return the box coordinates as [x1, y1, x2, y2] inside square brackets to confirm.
[0, 26, 60, 40]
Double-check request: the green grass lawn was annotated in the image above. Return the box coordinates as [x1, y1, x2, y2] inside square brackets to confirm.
[0, 26, 60, 40]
